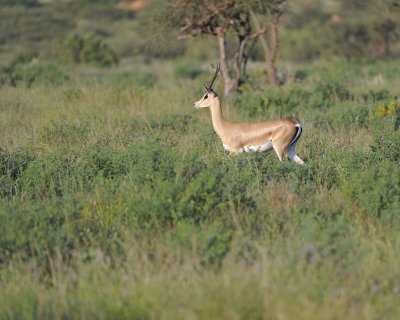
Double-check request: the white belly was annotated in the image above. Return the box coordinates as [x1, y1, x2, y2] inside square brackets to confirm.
[223, 140, 273, 153]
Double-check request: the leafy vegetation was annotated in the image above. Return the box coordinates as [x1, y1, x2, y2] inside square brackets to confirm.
[1, 58, 400, 319]
[0, 1, 400, 319]
[60, 35, 118, 67]
[0, 63, 68, 87]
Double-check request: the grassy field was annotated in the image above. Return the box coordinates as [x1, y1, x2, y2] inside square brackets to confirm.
[0, 57, 400, 319]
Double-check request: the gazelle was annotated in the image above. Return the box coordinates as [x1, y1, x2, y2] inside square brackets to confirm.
[193, 63, 305, 165]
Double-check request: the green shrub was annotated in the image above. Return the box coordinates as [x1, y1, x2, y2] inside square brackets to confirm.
[18, 144, 139, 200]
[174, 169, 225, 223]
[281, 14, 399, 61]
[236, 90, 266, 117]
[9, 52, 38, 67]
[237, 86, 310, 118]
[80, 36, 118, 67]
[1, 63, 68, 87]
[323, 103, 371, 129]
[342, 161, 400, 223]
[319, 81, 351, 101]
[373, 98, 399, 120]
[201, 227, 233, 265]
[62, 34, 84, 64]
[370, 123, 400, 162]
[333, 19, 398, 59]
[61, 34, 118, 67]
[295, 215, 365, 275]
[0, 149, 34, 198]
[0, 199, 74, 263]
[0, 0, 39, 6]
[362, 89, 392, 103]
[169, 222, 234, 267]
[293, 69, 308, 81]
[310, 81, 352, 109]
[16, 64, 67, 86]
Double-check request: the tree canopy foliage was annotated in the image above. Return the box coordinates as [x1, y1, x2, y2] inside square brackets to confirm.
[148, 0, 287, 95]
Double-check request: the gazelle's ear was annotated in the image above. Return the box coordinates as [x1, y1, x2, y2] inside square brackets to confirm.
[210, 89, 218, 97]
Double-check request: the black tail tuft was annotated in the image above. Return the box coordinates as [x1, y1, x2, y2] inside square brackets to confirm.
[289, 124, 303, 147]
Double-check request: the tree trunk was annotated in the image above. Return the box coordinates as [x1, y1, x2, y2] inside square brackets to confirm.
[234, 35, 249, 85]
[250, 12, 279, 86]
[378, 35, 390, 58]
[217, 28, 239, 96]
[267, 18, 279, 86]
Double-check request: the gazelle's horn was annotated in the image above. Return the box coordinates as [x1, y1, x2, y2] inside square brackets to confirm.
[205, 62, 220, 91]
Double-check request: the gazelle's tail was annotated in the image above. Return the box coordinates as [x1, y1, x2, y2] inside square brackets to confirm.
[289, 123, 303, 147]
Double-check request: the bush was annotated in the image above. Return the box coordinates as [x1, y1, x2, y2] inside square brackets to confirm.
[373, 98, 399, 120]
[169, 223, 233, 265]
[236, 90, 266, 117]
[0, 149, 34, 198]
[342, 161, 400, 223]
[0, 200, 74, 263]
[61, 35, 118, 67]
[10, 64, 68, 87]
[0, 63, 68, 87]
[0, 0, 39, 6]
[80, 36, 118, 67]
[237, 86, 311, 117]
[362, 89, 392, 103]
[370, 123, 400, 162]
[323, 103, 370, 129]
[309, 81, 352, 109]
[333, 19, 398, 58]
[281, 13, 400, 61]
[9, 52, 38, 67]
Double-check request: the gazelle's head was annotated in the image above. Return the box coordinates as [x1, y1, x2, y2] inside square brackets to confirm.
[194, 63, 220, 109]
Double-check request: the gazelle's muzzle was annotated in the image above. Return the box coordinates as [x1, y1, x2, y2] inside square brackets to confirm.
[193, 100, 202, 109]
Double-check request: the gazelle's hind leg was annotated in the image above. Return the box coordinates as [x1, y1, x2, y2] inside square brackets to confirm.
[286, 141, 305, 165]
[272, 144, 285, 162]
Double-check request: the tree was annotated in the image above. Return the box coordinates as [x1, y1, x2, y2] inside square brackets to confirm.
[250, 8, 284, 86]
[151, 0, 286, 95]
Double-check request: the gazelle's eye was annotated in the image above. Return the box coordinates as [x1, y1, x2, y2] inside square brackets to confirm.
[204, 94, 208, 99]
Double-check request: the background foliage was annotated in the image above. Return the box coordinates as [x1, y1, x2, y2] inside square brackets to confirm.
[0, 0, 400, 319]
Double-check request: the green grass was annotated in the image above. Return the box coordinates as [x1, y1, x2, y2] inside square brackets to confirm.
[0, 59, 400, 319]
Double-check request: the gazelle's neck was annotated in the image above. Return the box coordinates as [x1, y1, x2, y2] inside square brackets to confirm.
[209, 97, 226, 137]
